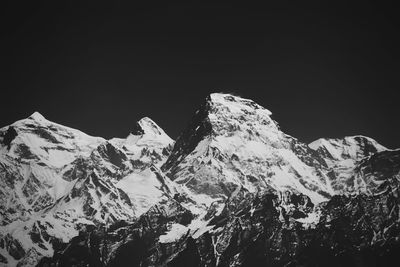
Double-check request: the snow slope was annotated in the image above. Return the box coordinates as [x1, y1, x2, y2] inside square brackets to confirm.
[1, 94, 398, 266]
[163, 93, 334, 204]
[309, 135, 389, 193]
[0, 113, 175, 266]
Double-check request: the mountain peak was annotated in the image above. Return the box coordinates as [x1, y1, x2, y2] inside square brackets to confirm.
[164, 92, 333, 203]
[207, 93, 272, 116]
[130, 117, 165, 136]
[164, 93, 280, 170]
[28, 111, 46, 122]
[309, 135, 387, 152]
[309, 135, 387, 164]
[203, 93, 277, 138]
[2, 94, 400, 266]
[138, 117, 163, 134]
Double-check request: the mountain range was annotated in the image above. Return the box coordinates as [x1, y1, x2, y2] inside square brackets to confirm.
[0, 93, 399, 266]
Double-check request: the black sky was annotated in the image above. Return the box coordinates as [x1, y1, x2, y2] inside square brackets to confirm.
[1, 1, 399, 148]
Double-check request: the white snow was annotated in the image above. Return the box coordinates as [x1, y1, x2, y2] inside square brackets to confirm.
[295, 211, 321, 228]
[309, 135, 389, 194]
[116, 168, 166, 216]
[159, 216, 214, 243]
[109, 117, 173, 167]
[1, 95, 395, 266]
[29, 111, 47, 122]
[210, 93, 272, 116]
[159, 223, 189, 243]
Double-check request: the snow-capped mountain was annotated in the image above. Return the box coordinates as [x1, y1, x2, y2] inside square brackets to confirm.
[110, 117, 174, 168]
[1, 93, 399, 266]
[309, 135, 389, 194]
[163, 93, 335, 204]
[0, 112, 175, 266]
[0, 112, 105, 223]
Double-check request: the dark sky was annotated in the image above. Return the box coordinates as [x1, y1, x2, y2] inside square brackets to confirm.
[1, 1, 399, 148]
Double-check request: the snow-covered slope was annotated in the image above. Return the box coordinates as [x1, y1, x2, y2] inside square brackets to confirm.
[110, 117, 174, 168]
[1, 112, 104, 167]
[0, 113, 175, 266]
[1, 93, 399, 267]
[309, 136, 389, 193]
[0, 112, 106, 265]
[163, 93, 334, 204]
[0, 112, 105, 223]
[309, 135, 387, 163]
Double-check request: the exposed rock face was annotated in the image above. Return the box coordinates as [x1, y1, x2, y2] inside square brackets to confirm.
[1, 94, 399, 266]
[1, 127, 18, 150]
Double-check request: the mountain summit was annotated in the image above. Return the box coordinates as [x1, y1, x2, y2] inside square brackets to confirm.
[165, 93, 335, 203]
[1, 93, 399, 266]
[131, 117, 167, 136]
[28, 111, 47, 122]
